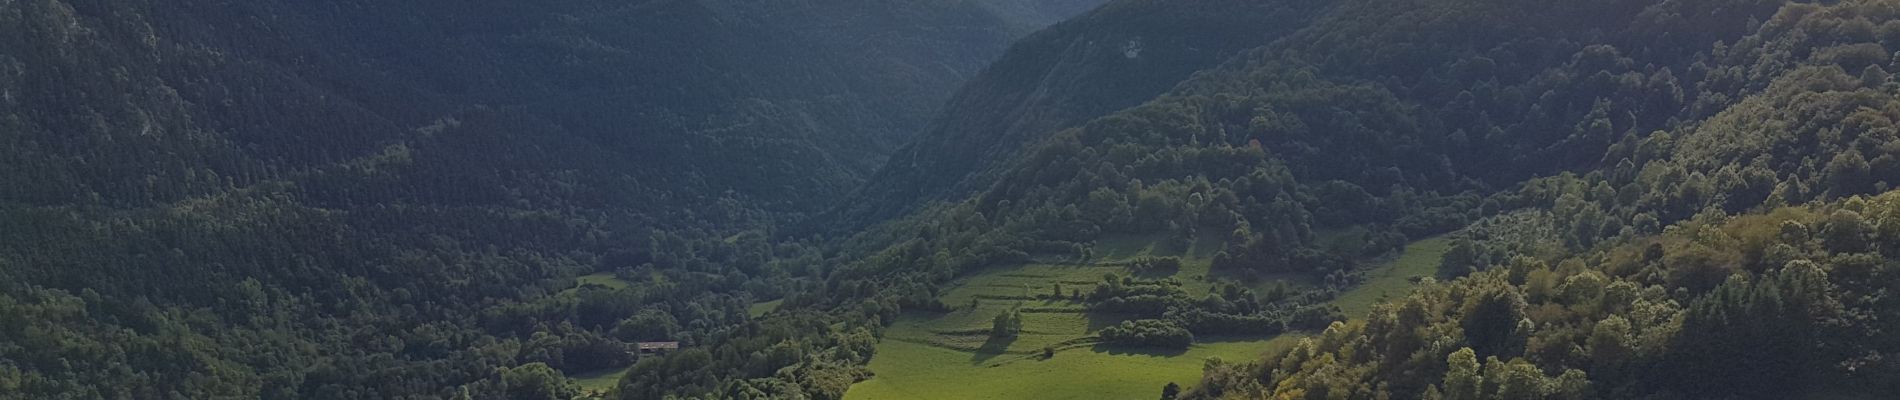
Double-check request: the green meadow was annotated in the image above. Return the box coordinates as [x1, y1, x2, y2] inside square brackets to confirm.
[1331, 236, 1452, 317]
[573, 366, 630, 396]
[843, 234, 1452, 399]
[845, 333, 1300, 400]
[749, 299, 784, 318]
[559, 272, 633, 297]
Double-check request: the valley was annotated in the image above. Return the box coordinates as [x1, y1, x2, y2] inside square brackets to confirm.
[6, 0, 1900, 398]
[844, 235, 1452, 399]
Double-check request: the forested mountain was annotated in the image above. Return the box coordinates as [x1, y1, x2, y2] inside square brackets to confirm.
[833, 0, 1344, 228]
[9, 0, 1900, 398]
[817, 0, 1900, 398]
[1170, 0, 1900, 396]
[0, 0, 1099, 398]
[236, 0, 1103, 211]
[4, 0, 1100, 214]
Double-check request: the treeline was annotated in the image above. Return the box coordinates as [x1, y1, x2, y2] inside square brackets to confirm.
[0, 0, 1108, 398]
[1193, 192, 1900, 399]
[620, 0, 1900, 396]
[1071, 270, 1337, 349]
[1172, 0, 1900, 398]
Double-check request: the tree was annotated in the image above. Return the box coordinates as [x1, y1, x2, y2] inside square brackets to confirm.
[1099, 319, 1193, 348]
[1551, 369, 1592, 400]
[1085, 187, 1134, 228]
[1161, 382, 1182, 399]
[1492, 359, 1546, 399]
[1442, 348, 1482, 400]
[1460, 283, 1527, 358]
[1827, 149, 1873, 196]
[1822, 210, 1872, 253]
[1587, 315, 1633, 376]
[1667, 266, 1833, 398]
[991, 309, 1023, 338]
[500, 363, 580, 400]
[1440, 239, 1485, 277]
[611, 309, 680, 342]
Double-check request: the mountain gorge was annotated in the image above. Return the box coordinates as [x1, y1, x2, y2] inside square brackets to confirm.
[836, 0, 1328, 226]
[0, 0, 1099, 398]
[825, 0, 1900, 398]
[5, 0, 1900, 399]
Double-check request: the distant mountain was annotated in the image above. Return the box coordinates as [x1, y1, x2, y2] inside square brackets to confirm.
[4, 0, 1103, 215]
[15, 0, 1898, 398]
[833, 0, 1328, 228]
[0, 0, 1100, 397]
[233, 0, 1106, 212]
[823, 0, 1900, 398]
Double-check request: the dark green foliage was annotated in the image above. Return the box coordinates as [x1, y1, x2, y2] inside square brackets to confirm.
[835, 0, 1333, 227]
[1129, 256, 1185, 274]
[16, 0, 1900, 397]
[499, 363, 582, 400]
[0, 0, 1102, 397]
[1195, 193, 1900, 399]
[1439, 238, 1489, 277]
[1088, 275, 1192, 316]
[1153, 0, 1900, 398]
[610, 309, 681, 342]
[992, 309, 1026, 338]
[1099, 319, 1194, 348]
[1664, 263, 1838, 397]
[1458, 282, 1528, 358]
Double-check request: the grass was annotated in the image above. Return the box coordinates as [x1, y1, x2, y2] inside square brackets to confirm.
[571, 365, 629, 396]
[560, 272, 633, 296]
[1330, 236, 1452, 318]
[749, 299, 784, 318]
[577, 273, 631, 289]
[1089, 233, 1279, 297]
[844, 234, 1302, 400]
[1314, 226, 1372, 254]
[1091, 232, 1221, 263]
[845, 335, 1299, 400]
[843, 234, 1453, 399]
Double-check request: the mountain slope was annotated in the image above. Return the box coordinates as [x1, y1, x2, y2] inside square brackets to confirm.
[834, 0, 1329, 227]
[1183, 1, 1900, 396]
[821, 0, 1899, 398]
[0, 0, 1102, 397]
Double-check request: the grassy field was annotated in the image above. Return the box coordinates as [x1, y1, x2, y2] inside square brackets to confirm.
[577, 273, 631, 289]
[844, 234, 1283, 400]
[845, 334, 1299, 400]
[1330, 236, 1451, 317]
[559, 272, 633, 297]
[572, 366, 629, 395]
[842, 234, 1453, 400]
[749, 299, 784, 318]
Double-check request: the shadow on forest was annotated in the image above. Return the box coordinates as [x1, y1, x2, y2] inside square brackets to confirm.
[1128, 265, 1180, 280]
[1087, 343, 1188, 357]
[1085, 311, 1133, 333]
[969, 334, 1017, 365]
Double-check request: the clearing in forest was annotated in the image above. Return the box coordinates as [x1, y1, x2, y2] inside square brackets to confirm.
[843, 234, 1451, 399]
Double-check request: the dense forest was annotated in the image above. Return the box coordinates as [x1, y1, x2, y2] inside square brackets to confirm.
[0, 0, 1098, 398]
[831, 0, 1900, 397]
[6, 0, 1900, 399]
